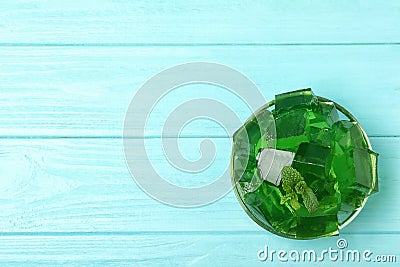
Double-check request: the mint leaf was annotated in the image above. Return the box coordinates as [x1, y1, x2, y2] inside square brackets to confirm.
[280, 166, 319, 213]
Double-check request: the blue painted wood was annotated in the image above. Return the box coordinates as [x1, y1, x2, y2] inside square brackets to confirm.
[0, 0, 399, 265]
[1, 0, 399, 44]
[0, 137, 397, 234]
[0, 46, 399, 137]
[0, 233, 398, 266]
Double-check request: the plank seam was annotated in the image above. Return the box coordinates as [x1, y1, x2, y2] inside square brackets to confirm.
[0, 231, 398, 237]
[0, 135, 398, 140]
[0, 42, 400, 47]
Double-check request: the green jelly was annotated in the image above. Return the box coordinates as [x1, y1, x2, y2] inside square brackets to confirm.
[353, 148, 379, 193]
[292, 144, 330, 179]
[308, 101, 339, 147]
[231, 88, 379, 239]
[310, 127, 335, 147]
[333, 120, 369, 150]
[292, 143, 340, 218]
[275, 88, 317, 113]
[275, 108, 310, 152]
[311, 101, 340, 127]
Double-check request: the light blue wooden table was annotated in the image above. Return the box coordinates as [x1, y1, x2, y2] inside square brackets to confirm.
[0, 1, 399, 266]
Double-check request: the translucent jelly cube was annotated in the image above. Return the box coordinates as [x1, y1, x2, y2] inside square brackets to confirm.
[294, 142, 331, 166]
[233, 109, 276, 184]
[333, 120, 369, 150]
[309, 127, 335, 147]
[353, 148, 379, 194]
[275, 108, 310, 152]
[253, 108, 276, 138]
[310, 101, 340, 128]
[232, 127, 255, 182]
[256, 183, 298, 233]
[242, 182, 296, 233]
[292, 142, 332, 178]
[295, 215, 339, 238]
[330, 143, 378, 209]
[292, 143, 340, 217]
[306, 101, 339, 147]
[275, 88, 318, 113]
[236, 120, 261, 146]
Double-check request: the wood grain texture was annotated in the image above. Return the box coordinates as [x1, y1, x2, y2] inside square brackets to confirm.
[1, 46, 399, 137]
[0, 137, 397, 234]
[1, 0, 400, 265]
[0, 233, 398, 266]
[1, 0, 400, 44]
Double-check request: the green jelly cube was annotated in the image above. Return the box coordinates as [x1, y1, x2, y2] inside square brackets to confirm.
[348, 122, 368, 149]
[254, 110, 277, 152]
[292, 161, 326, 183]
[310, 101, 340, 127]
[307, 102, 339, 147]
[353, 148, 379, 194]
[275, 88, 318, 113]
[295, 215, 339, 238]
[233, 120, 261, 170]
[310, 127, 335, 147]
[232, 136, 252, 160]
[275, 108, 310, 152]
[341, 189, 366, 210]
[276, 108, 308, 139]
[233, 155, 257, 181]
[243, 191, 263, 206]
[244, 120, 262, 145]
[232, 109, 278, 184]
[291, 143, 340, 217]
[320, 101, 340, 124]
[233, 133, 255, 182]
[317, 192, 341, 215]
[293, 187, 340, 218]
[330, 143, 370, 209]
[248, 182, 296, 234]
[277, 136, 309, 153]
[333, 120, 368, 150]
[293, 142, 332, 177]
[295, 142, 332, 166]
[253, 108, 276, 137]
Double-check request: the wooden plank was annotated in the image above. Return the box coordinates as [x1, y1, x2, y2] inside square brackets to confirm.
[0, 137, 397, 233]
[1, 0, 400, 44]
[0, 233, 398, 266]
[1, 46, 399, 137]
